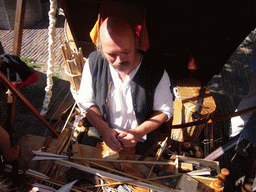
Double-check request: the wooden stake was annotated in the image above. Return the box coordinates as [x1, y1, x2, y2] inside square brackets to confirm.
[78, 47, 84, 69]
[64, 41, 72, 60]
[74, 52, 82, 72]
[60, 45, 68, 65]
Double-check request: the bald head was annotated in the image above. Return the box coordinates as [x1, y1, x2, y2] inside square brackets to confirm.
[98, 17, 141, 76]
[99, 17, 136, 44]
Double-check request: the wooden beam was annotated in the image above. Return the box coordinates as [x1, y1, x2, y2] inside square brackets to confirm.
[12, 0, 27, 57]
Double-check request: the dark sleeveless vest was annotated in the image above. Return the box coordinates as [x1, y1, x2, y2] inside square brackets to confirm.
[88, 51, 164, 126]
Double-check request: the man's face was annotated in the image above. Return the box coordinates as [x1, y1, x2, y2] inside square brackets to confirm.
[100, 31, 137, 73]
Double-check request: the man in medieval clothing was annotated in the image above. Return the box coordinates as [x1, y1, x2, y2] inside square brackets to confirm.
[76, 17, 174, 155]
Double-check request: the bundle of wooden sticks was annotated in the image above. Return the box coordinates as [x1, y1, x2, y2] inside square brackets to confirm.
[60, 38, 85, 91]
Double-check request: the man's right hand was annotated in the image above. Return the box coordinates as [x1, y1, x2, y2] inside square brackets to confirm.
[101, 128, 123, 152]
[86, 106, 123, 151]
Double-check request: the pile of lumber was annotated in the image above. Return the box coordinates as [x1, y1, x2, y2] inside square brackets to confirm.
[15, 108, 226, 191]
[60, 38, 85, 92]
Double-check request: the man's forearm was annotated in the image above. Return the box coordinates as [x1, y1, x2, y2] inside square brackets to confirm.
[134, 111, 168, 139]
[85, 105, 110, 136]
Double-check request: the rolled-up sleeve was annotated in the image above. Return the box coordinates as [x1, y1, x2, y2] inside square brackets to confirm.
[76, 58, 95, 113]
[153, 70, 174, 121]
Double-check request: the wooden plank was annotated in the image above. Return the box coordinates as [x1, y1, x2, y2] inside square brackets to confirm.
[32, 128, 72, 183]
[12, 0, 27, 57]
[72, 143, 86, 165]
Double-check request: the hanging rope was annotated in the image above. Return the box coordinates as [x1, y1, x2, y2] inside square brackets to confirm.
[40, 0, 57, 116]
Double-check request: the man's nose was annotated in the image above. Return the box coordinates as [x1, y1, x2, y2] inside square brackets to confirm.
[116, 55, 124, 64]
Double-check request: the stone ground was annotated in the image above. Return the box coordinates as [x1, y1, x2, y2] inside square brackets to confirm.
[0, 14, 74, 142]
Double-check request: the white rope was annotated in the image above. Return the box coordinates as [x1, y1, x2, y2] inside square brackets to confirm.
[40, 0, 57, 116]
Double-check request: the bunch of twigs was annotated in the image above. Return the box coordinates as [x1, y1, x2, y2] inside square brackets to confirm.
[60, 38, 85, 91]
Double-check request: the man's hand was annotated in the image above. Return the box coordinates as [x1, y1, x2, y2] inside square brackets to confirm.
[101, 128, 123, 152]
[114, 111, 168, 149]
[86, 106, 124, 152]
[115, 129, 140, 149]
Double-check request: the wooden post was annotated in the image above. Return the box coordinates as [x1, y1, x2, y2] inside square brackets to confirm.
[6, 89, 16, 142]
[12, 0, 26, 57]
[5, 0, 27, 143]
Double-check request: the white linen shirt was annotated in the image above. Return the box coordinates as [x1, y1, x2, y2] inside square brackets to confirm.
[76, 57, 174, 140]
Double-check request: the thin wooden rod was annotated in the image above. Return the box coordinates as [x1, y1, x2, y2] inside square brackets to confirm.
[71, 157, 176, 165]
[0, 71, 59, 137]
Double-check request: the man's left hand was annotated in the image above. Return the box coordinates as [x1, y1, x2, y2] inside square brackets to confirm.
[115, 129, 140, 148]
